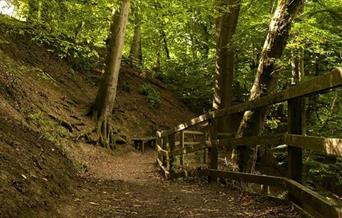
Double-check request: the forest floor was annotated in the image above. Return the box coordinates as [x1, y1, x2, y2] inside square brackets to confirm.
[0, 16, 301, 217]
[0, 114, 300, 217]
[57, 148, 300, 218]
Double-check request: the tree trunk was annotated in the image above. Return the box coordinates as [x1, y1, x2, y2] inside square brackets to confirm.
[152, 36, 162, 74]
[288, 47, 305, 183]
[201, 24, 210, 59]
[291, 48, 304, 85]
[129, 5, 143, 67]
[212, 0, 241, 167]
[213, 0, 241, 113]
[161, 29, 170, 60]
[235, 0, 305, 173]
[89, 0, 130, 148]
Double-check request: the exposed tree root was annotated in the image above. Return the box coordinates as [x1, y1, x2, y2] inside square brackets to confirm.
[48, 114, 74, 132]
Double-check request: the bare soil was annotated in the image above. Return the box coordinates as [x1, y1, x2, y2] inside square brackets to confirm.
[57, 149, 299, 218]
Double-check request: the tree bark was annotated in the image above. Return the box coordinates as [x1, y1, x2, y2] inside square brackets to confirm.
[291, 48, 304, 85]
[213, 0, 241, 112]
[213, 0, 240, 136]
[161, 29, 170, 60]
[129, 5, 143, 67]
[212, 0, 241, 166]
[89, 0, 130, 148]
[288, 47, 305, 183]
[235, 0, 305, 173]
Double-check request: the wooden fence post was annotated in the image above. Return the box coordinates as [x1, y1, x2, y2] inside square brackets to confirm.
[168, 133, 176, 178]
[180, 130, 185, 167]
[208, 119, 218, 182]
[157, 137, 162, 162]
[288, 97, 305, 183]
[203, 146, 207, 164]
[162, 136, 168, 173]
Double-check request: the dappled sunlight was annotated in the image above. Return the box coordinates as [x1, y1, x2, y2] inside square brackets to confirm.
[0, 0, 15, 16]
[1, 0, 341, 217]
[323, 137, 342, 156]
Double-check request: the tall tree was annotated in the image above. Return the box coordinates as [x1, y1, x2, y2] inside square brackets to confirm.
[212, 0, 241, 165]
[89, 0, 130, 148]
[129, 3, 143, 67]
[213, 0, 241, 119]
[235, 0, 305, 173]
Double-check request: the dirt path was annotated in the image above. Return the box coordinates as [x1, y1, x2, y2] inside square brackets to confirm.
[57, 148, 300, 218]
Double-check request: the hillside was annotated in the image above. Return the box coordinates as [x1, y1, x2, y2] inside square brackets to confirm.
[0, 19, 194, 216]
[0, 17, 303, 218]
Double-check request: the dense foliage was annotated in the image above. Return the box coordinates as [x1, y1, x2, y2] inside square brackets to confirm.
[1, 0, 341, 195]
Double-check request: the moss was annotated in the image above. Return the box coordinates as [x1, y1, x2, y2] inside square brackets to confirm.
[27, 110, 69, 144]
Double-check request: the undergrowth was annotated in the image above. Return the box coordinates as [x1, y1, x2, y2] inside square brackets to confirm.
[0, 15, 101, 72]
[140, 83, 161, 109]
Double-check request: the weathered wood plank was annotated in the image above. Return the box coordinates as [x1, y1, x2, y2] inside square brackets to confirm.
[156, 131, 163, 138]
[157, 137, 165, 164]
[284, 178, 342, 218]
[172, 144, 207, 156]
[175, 141, 206, 146]
[184, 141, 206, 146]
[181, 134, 342, 157]
[204, 169, 342, 218]
[287, 97, 304, 183]
[215, 134, 284, 148]
[168, 134, 176, 177]
[180, 131, 185, 166]
[162, 137, 168, 172]
[205, 170, 285, 188]
[159, 68, 342, 137]
[217, 132, 233, 137]
[160, 113, 213, 137]
[183, 130, 205, 135]
[217, 68, 342, 117]
[156, 144, 168, 156]
[156, 158, 169, 178]
[132, 137, 156, 141]
[208, 119, 218, 182]
[285, 134, 342, 156]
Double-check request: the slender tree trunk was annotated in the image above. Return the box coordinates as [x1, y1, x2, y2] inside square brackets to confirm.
[213, 0, 241, 112]
[129, 5, 143, 67]
[213, 1, 241, 133]
[161, 29, 170, 60]
[212, 0, 241, 170]
[190, 27, 197, 60]
[288, 47, 305, 182]
[291, 48, 304, 85]
[152, 1, 170, 72]
[152, 36, 162, 74]
[201, 24, 210, 59]
[235, 0, 305, 173]
[89, 0, 130, 148]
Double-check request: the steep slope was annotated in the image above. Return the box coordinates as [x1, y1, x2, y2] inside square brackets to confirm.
[0, 18, 302, 218]
[0, 17, 194, 216]
[0, 112, 76, 217]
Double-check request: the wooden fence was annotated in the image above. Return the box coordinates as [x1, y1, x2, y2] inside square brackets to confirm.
[156, 68, 342, 218]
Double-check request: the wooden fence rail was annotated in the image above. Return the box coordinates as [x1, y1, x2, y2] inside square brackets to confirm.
[160, 68, 342, 137]
[155, 68, 342, 218]
[203, 170, 342, 218]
